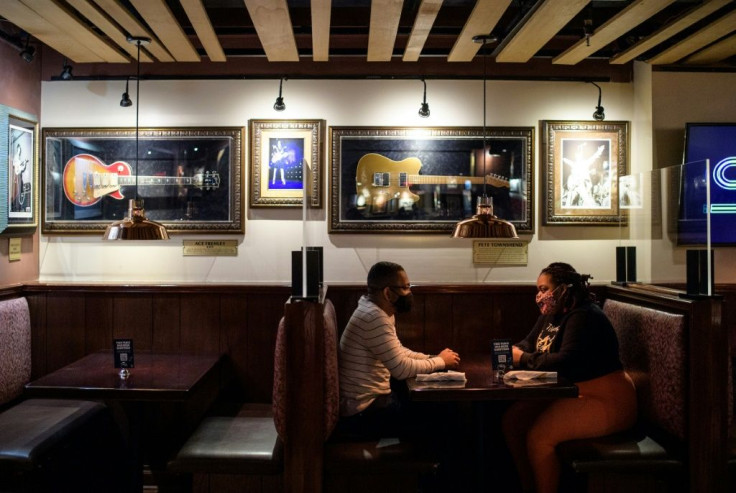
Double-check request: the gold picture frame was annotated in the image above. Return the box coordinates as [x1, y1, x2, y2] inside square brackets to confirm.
[543, 120, 629, 225]
[249, 119, 325, 208]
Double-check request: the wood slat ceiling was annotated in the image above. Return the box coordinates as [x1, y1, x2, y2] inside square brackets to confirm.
[1, 0, 734, 80]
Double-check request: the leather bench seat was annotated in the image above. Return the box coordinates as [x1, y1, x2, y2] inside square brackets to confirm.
[168, 403, 282, 476]
[0, 399, 109, 472]
[168, 416, 283, 475]
[556, 427, 683, 474]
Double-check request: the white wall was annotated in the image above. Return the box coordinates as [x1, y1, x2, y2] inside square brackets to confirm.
[39, 76, 648, 284]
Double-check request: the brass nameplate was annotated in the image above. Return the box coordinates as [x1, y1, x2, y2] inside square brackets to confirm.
[8, 238, 21, 262]
[183, 240, 238, 257]
[472, 240, 528, 265]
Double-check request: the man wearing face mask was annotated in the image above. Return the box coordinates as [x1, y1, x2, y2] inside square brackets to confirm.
[337, 261, 460, 437]
[502, 262, 637, 493]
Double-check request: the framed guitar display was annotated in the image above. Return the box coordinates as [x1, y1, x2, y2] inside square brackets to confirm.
[329, 126, 534, 234]
[1, 104, 39, 234]
[41, 127, 244, 234]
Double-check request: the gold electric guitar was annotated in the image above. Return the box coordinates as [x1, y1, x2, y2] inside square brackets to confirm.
[63, 153, 220, 207]
[355, 153, 509, 209]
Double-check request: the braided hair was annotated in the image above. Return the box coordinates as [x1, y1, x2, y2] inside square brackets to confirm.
[540, 262, 596, 310]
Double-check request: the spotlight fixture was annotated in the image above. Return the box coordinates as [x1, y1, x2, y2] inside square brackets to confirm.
[120, 78, 132, 107]
[59, 60, 73, 80]
[418, 78, 430, 118]
[19, 36, 34, 63]
[273, 78, 286, 111]
[103, 36, 169, 241]
[589, 81, 605, 121]
[452, 35, 518, 239]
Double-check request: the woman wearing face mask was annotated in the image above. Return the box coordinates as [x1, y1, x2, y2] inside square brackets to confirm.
[502, 262, 637, 493]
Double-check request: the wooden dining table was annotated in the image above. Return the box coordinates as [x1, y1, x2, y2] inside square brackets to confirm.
[407, 352, 579, 401]
[407, 353, 579, 492]
[24, 351, 223, 492]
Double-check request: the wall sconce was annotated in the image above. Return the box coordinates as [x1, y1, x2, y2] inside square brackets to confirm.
[120, 78, 132, 107]
[418, 78, 430, 118]
[590, 81, 605, 121]
[273, 78, 286, 111]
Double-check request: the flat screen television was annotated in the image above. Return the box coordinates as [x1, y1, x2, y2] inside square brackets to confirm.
[678, 123, 736, 246]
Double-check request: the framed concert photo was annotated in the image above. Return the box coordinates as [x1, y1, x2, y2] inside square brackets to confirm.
[542, 120, 629, 225]
[1, 104, 39, 233]
[41, 127, 244, 234]
[249, 119, 325, 208]
[329, 126, 534, 234]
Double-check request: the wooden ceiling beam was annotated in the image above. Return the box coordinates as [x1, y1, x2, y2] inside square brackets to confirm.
[610, 0, 732, 65]
[648, 8, 736, 65]
[66, 0, 151, 63]
[683, 33, 736, 65]
[243, 0, 299, 62]
[180, 0, 226, 62]
[403, 0, 443, 62]
[554, 0, 676, 65]
[368, 0, 404, 62]
[496, 0, 589, 63]
[311, 0, 331, 62]
[20, 0, 128, 63]
[92, 0, 174, 62]
[0, 0, 103, 62]
[130, 0, 199, 62]
[447, 0, 512, 62]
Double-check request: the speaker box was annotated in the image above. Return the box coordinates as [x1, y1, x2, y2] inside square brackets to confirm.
[291, 247, 322, 300]
[614, 246, 637, 284]
[686, 249, 714, 296]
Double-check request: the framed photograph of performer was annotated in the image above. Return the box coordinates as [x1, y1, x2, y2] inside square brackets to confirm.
[329, 126, 534, 234]
[249, 119, 325, 208]
[1, 104, 39, 233]
[41, 127, 244, 234]
[542, 121, 629, 225]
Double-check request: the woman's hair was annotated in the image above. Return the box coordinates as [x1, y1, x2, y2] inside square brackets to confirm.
[540, 262, 596, 308]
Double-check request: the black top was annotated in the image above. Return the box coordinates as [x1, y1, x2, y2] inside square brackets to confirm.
[515, 301, 622, 383]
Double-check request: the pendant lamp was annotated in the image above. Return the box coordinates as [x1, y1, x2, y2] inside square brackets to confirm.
[451, 35, 518, 239]
[103, 37, 169, 241]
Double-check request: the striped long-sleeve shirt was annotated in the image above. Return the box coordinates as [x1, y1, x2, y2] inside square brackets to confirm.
[338, 295, 445, 416]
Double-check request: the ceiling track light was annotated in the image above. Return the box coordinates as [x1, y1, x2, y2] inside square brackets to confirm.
[273, 77, 286, 111]
[19, 35, 34, 63]
[451, 35, 518, 239]
[60, 59, 73, 80]
[589, 81, 605, 121]
[120, 78, 132, 107]
[418, 78, 430, 118]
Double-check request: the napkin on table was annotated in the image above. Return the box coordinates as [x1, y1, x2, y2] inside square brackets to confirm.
[503, 370, 557, 381]
[415, 370, 467, 382]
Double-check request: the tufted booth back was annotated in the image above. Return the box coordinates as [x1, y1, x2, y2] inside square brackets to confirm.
[603, 298, 687, 442]
[272, 299, 340, 442]
[0, 297, 32, 407]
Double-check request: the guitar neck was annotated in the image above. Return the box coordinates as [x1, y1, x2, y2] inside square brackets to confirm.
[118, 175, 198, 186]
[409, 174, 507, 187]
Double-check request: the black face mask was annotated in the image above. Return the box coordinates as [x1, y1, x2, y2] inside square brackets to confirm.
[391, 290, 414, 313]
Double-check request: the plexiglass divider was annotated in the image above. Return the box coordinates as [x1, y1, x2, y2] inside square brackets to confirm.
[292, 154, 324, 301]
[616, 160, 714, 296]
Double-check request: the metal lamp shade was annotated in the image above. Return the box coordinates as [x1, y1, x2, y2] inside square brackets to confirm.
[103, 199, 169, 240]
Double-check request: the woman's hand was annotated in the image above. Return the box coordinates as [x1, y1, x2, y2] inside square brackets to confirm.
[438, 348, 461, 369]
[512, 346, 524, 366]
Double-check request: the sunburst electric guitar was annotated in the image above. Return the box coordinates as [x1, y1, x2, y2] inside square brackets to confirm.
[355, 153, 509, 208]
[63, 153, 220, 207]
